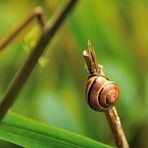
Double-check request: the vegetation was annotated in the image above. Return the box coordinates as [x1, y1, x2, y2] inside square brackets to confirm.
[0, 0, 148, 147]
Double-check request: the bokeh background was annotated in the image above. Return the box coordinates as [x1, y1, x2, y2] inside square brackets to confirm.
[0, 0, 148, 147]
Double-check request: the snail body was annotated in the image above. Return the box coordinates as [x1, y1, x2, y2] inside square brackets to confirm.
[85, 74, 120, 112]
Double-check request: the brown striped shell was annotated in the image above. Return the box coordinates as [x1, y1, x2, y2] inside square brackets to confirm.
[85, 75, 120, 112]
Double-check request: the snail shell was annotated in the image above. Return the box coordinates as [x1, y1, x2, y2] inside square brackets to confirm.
[85, 75, 120, 112]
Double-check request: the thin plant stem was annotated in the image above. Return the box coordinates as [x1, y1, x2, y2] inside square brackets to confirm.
[83, 41, 129, 148]
[0, 0, 78, 120]
[105, 107, 129, 148]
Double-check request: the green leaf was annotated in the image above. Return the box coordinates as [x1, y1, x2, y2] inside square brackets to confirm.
[0, 112, 112, 148]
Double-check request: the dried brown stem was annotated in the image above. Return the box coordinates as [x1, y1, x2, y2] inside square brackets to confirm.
[83, 40, 104, 75]
[83, 41, 129, 148]
[105, 107, 129, 148]
[0, 0, 78, 120]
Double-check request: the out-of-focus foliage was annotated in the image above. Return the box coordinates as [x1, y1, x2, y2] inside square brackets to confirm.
[0, 0, 148, 147]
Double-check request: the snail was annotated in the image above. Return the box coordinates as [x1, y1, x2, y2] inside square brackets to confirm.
[85, 74, 120, 112]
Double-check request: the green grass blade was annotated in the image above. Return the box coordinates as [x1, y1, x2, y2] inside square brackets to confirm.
[0, 112, 112, 148]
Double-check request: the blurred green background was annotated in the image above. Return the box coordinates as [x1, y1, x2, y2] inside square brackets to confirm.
[0, 0, 148, 147]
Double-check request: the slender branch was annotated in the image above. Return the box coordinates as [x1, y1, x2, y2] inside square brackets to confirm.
[105, 107, 129, 148]
[83, 40, 104, 75]
[83, 41, 129, 148]
[0, 0, 78, 120]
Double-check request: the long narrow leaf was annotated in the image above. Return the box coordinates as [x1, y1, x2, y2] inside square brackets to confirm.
[0, 112, 112, 148]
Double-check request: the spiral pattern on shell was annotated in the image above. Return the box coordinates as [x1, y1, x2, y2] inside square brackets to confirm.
[85, 75, 120, 112]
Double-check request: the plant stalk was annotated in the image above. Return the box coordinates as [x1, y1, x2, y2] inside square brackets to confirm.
[0, 0, 78, 120]
[83, 41, 129, 148]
